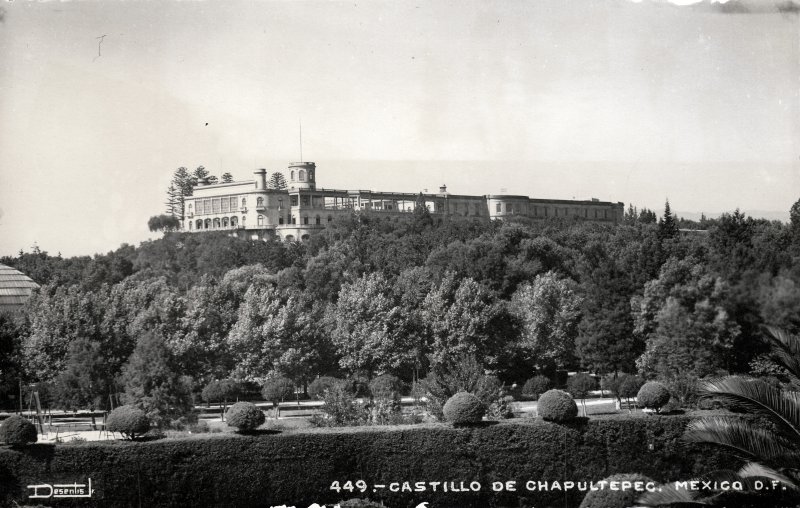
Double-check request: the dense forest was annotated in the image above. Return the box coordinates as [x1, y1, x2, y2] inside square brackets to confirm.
[2, 200, 799, 422]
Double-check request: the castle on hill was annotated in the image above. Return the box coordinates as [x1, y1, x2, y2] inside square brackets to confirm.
[182, 161, 624, 242]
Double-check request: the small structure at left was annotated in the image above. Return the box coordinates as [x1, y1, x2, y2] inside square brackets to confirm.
[0, 263, 39, 314]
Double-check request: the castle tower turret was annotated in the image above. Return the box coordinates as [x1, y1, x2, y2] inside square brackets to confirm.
[288, 162, 316, 191]
[254, 168, 267, 190]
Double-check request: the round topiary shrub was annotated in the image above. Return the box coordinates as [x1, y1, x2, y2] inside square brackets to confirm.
[106, 405, 150, 440]
[637, 381, 671, 413]
[443, 391, 486, 425]
[0, 415, 37, 445]
[537, 389, 578, 422]
[578, 473, 655, 508]
[225, 401, 265, 432]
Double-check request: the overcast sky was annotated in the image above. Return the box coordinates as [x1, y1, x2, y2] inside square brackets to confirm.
[0, 0, 797, 257]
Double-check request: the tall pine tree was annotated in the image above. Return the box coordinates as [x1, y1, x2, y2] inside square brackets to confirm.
[658, 199, 679, 240]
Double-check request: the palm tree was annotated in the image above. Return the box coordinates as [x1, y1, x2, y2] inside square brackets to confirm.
[639, 327, 800, 506]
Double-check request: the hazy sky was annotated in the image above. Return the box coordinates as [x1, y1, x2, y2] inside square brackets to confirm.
[0, 0, 798, 257]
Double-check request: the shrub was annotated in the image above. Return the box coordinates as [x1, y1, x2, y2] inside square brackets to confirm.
[308, 376, 341, 399]
[0, 415, 37, 445]
[340, 376, 371, 398]
[637, 382, 671, 413]
[443, 392, 486, 425]
[487, 395, 515, 420]
[106, 405, 150, 440]
[664, 374, 699, 409]
[311, 383, 368, 427]
[423, 355, 506, 421]
[369, 374, 404, 400]
[522, 375, 552, 399]
[225, 402, 265, 432]
[578, 473, 655, 508]
[537, 389, 578, 423]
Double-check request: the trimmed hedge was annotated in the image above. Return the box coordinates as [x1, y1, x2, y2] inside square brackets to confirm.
[0, 415, 37, 446]
[0, 416, 738, 508]
[537, 389, 578, 422]
[443, 392, 486, 425]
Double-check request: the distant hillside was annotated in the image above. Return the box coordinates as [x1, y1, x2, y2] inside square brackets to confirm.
[676, 210, 789, 223]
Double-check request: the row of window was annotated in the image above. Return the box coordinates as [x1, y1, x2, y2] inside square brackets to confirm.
[492, 202, 611, 219]
[190, 216, 242, 230]
[290, 169, 313, 182]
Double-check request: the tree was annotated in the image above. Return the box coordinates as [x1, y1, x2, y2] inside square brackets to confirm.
[509, 271, 582, 371]
[165, 184, 178, 217]
[421, 274, 514, 371]
[575, 241, 643, 375]
[192, 165, 209, 184]
[268, 172, 288, 190]
[119, 331, 195, 428]
[261, 376, 295, 418]
[147, 214, 181, 232]
[657, 199, 679, 241]
[633, 257, 740, 379]
[201, 379, 240, 420]
[54, 337, 116, 428]
[171, 166, 194, 219]
[221, 172, 234, 183]
[639, 328, 800, 506]
[227, 286, 328, 383]
[567, 373, 595, 416]
[329, 273, 416, 377]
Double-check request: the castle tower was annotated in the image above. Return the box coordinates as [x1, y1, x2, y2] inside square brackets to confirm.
[253, 168, 267, 190]
[288, 161, 316, 190]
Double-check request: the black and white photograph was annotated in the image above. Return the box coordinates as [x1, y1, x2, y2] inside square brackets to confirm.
[0, 0, 799, 507]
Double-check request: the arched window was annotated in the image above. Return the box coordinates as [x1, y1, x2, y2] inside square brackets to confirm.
[327, 215, 332, 223]
[257, 197, 264, 206]
[299, 170, 306, 182]
[242, 215, 246, 225]
[188, 204, 193, 214]
[188, 221, 193, 230]
[278, 199, 283, 210]
[285, 235, 295, 242]
[292, 216, 296, 225]
[196, 219, 202, 229]
[231, 216, 238, 227]
[222, 217, 229, 227]
[303, 216, 308, 225]
[279, 217, 284, 225]
[308, 170, 313, 181]
[315, 215, 321, 225]
[241, 198, 246, 208]
[301, 234, 310, 242]
[204, 219, 211, 229]
[257, 215, 264, 226]
[213, 218, 221, 228]
[291, 170, 295, 181]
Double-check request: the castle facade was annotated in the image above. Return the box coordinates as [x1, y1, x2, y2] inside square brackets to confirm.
[182, 162, 624, 242]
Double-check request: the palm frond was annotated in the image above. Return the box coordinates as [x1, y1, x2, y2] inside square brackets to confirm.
[698, 376, 800, 443]
[764, 326, 800, 386]
[738, 462, 799, 491]
[685, 417, 800, 463]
